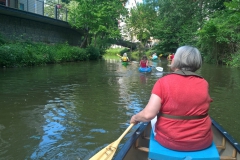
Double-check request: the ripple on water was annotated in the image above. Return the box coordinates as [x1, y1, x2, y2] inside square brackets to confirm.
[90, 129, 107, 133]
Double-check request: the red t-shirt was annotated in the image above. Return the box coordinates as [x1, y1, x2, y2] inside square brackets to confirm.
[140, 60, 147, 68]
[152, 74, 213, 151]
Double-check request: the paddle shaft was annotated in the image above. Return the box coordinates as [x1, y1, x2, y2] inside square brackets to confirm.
[89, 123, 134, 160]
[116, 123, 134, 143]
[100, 123, 134, 159]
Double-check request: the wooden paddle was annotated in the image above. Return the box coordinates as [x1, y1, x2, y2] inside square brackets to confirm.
[155, 67, 163, 72]
[89, 123, 134, 160]
[150, 66, 163, 72]
[116, 54, 122, 58]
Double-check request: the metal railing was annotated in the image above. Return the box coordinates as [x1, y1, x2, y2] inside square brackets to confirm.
[0, 0, 68, 21]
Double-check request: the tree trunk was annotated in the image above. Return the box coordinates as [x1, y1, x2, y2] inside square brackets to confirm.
[94, 34, 96, 47]
[80, 33, 88, 48]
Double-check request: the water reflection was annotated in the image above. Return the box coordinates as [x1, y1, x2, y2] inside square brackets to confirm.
[29, 84, 81, 159]
[139, 74, 148, 84]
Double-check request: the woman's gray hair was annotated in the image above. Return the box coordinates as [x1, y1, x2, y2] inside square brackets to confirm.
[171, 46, 202, 72]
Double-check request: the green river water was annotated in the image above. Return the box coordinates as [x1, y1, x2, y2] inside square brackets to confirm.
[0, 59, 239, 159]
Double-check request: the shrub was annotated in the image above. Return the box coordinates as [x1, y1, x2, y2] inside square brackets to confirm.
[86, 45, 100, 60]
[0, 41, 99, 67]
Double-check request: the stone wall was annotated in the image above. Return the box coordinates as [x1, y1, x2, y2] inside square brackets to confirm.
[0, 6, 83, 46]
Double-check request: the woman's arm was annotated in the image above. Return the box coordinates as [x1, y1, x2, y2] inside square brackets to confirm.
[130, 94, 161, 124]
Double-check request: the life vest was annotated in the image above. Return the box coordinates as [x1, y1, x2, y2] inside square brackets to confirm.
[122, 57, 128, 62]
[152, 55, 158, 60]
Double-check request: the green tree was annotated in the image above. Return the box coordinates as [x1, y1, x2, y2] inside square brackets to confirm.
[153, 1, 215, 52]
[137, 0, 226, 54]
[197, 0, 240, 65]
[126, 3, 157, 54]
[67, 0, 128, 49]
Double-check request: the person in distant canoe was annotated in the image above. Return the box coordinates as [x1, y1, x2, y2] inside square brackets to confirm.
[167, 53, 174, 61]
[130, 46, 213, 151]
[151, 53, 158, 60]
[118, 53, 130, 62]
[139, 55, 149, 68]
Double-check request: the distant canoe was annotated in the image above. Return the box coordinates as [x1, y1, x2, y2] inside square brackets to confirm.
[114, 118, 240, 160]
[139, 67, 152, 72]
[122, 61, 129, 66]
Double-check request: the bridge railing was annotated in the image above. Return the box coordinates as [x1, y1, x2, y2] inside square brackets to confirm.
[0, 0, 68, 21]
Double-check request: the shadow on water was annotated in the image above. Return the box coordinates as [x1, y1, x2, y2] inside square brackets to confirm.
[0, 60, 239, 159]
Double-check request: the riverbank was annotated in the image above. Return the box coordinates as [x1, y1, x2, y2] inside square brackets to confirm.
[0, 41, 101, 68]
[2, 39, 238, 69]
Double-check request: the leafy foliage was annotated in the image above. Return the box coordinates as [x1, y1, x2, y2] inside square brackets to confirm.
[0, 41, 100, 68]
[0, 33, 7, 45]
[127, 3, 154, 42]
[150, 0, 227, 53]
[197, 0, 240, 65]
[125, 0, 240, 67]
[67, 0, 128, 48]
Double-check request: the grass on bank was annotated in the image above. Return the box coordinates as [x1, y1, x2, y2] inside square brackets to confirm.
[103, 48, 130, 60]
[103, 47, 166, 62]
[0, 42, 101, 68]
[0, 40, 171, 68]
[103, 48, 141, 62]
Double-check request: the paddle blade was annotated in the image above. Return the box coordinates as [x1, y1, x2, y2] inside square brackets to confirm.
[89, 124, 134, 160]
[89, 141, 118, 160]
[156, 67, 163, 72]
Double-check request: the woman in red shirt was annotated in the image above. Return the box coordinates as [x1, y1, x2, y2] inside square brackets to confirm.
[130, 46, 213, 151]
[139, 55, 149, 68]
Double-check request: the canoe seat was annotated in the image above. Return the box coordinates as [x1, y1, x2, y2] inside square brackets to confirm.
[148, 131, 220, 160]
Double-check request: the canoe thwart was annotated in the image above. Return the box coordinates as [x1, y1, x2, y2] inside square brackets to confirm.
[219, 149, 237, 160]
[217, 137, 226, 150]
[220, 156, 236, 160]
[137, 147, 149, 153]
[216, 137, 237, 160]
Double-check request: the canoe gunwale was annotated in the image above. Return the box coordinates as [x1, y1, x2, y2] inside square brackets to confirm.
[114, 118, 240, 159]
[211, 118, 240, 152]
[114, 122, 149, 160]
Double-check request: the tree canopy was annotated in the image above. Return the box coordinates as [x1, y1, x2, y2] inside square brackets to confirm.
[66, 0, 240, 66]
[67, 0, 128, 50]
[126, 0, 240, 66]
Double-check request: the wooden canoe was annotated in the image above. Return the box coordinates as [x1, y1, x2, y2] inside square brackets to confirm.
[114, 118, 240, 160]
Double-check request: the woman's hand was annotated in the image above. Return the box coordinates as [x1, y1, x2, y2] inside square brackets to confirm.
[130, 94, 161, 124]
[130, 115, 139, 124]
